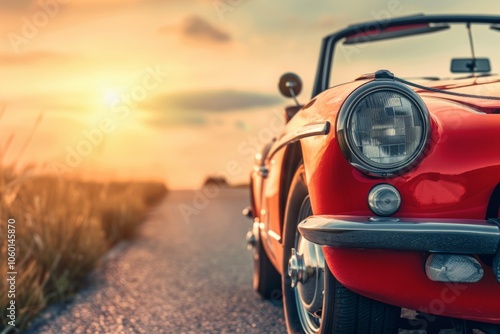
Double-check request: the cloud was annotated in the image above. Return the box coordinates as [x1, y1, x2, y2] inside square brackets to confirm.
[159, 15, 231, 44]
[283, 14, 339, 31]
[0, 0, 35, 11]
[143, 113, 208, 128]
[0, 51, 71, 66]
[142, 89, 282, 128]
[148, 90, 281, 112]
[0, 0, 182, 11]
[4, 92, 93, 115]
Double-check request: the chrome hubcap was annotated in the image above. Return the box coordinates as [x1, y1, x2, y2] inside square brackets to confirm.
[290, 238, 325, 318]
[288, 195, 325, 333]
[288, 248, 307, 288]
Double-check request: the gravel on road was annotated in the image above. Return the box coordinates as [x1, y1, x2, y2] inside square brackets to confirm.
[24, 188, 474, 334]
[25, 189, 287, 334]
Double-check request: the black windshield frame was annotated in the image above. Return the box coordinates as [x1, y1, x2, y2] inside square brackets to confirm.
[312, 14, 500, 97]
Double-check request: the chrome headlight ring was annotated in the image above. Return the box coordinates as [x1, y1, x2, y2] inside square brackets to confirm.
[337, 81, 430, 177]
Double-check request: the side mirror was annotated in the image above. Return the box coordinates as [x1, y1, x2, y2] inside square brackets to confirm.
[278, 73, 302, 105]
[451, 58, 491, 73]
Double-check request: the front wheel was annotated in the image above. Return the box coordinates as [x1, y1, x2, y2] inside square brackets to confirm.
[282, 165, 401, 334]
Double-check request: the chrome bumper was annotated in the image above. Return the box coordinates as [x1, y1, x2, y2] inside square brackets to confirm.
[298, 216, 500, 255]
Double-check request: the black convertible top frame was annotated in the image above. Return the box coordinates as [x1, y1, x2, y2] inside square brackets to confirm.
[312, 14, 500, 97]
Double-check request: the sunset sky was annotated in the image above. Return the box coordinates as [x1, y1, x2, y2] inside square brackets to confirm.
[2, 0, 500, 188]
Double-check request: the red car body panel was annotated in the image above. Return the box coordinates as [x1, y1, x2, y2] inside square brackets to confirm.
[254, 75, 500, 323]
[261, 147, 287, 271]
[323, 248, 500, 324]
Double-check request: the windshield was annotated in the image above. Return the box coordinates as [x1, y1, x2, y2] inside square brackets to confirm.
[330, 23, 500, 86]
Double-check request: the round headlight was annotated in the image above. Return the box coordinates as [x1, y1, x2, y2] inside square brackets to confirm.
[337, 81, 430, 176]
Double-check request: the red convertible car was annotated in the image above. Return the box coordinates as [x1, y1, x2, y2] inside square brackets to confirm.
[244, 15, 500, 334]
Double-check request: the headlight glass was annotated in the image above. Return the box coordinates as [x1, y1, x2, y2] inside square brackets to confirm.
[338, 82, 430, 175]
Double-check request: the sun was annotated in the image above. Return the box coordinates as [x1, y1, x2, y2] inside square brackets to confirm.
[102, 88, 122, 108]
[82, 87, 125, 125]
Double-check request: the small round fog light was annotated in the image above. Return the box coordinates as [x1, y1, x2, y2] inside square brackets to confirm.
[368, 184, 401, 216]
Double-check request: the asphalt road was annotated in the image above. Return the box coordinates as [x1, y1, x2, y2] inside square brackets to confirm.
[25, 188, 287, 334]
[22, 188, 474, 334]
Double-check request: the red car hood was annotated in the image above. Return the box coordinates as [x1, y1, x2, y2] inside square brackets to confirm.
[415, 75, 500, 113]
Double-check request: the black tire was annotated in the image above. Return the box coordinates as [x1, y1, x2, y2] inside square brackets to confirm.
[282, 165, 401, 334]
[253, 229, 281, 300]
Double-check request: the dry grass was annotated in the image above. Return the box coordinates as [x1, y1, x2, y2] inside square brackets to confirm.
[0, 167, 167, 332]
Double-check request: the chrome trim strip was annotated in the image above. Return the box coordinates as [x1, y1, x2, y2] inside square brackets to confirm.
[299, 216, 500, 254]
[268, 229, 282, 242]
[268, 122, 330, 160]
